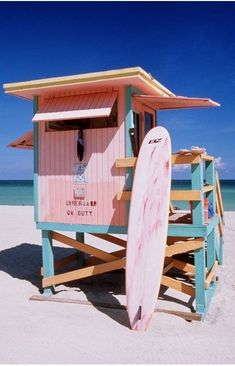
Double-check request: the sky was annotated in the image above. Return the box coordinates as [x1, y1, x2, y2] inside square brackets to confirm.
[0, 1, 234, 179]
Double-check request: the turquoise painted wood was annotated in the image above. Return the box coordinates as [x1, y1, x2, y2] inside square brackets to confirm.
[194, 245, 206, 314]
[42, 230, 54, 296]
[33, 96, 39, 222]
[125, 85, 134, 221]
[205, 214, 219, 235]
[168, 223, 207, 237]
[76, 232, 84, 242]
[205, 160, 216, 213]
[125, 85, 134, 188]
[75, 232, 88, 264]
[197, 284, 217, 320]
[219, 235, 224, 265]
[166, 154, 221, 318]
[206, 229, 216, 271]
[37, 222, 128, 234]
[191, 162, 204, 225]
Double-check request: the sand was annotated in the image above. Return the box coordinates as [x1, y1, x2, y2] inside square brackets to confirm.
[0, 205, 234, 364]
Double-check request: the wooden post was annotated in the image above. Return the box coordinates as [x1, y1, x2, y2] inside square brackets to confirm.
[219, 235, 224, 265]
[191, 160, 204, 225]
[194, 246, 206, 314]
[216, 171, 224, 224]
[205, 160, 216, 214]
[206, 230, 216, 272]
[33, 96, 39, 222]
[75, 232, 88, 265]
[42, 230, 54, 296]
[125, 85, 134, 221]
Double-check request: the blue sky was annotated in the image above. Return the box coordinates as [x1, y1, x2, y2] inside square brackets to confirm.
[0, 1, 234, 179]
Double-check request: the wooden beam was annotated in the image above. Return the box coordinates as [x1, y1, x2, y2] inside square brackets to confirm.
[30, 295, 201, 321]
[216, 172, 224, 219]
[117, 190, 201, 202]
[163, 260, 175, 274]
[41, 253, 79, 276]
[161, 275, 195, 297]
[202, 154, 214, 161]
[171, 259, 195, 274]
[203, 185, 214, 193]
[169, 201, 175, 214]
[117, 191, 131, 201]
[85, 248, 126, 266]
[171, 154, 200, 165]
[217, 215, 224, 236]
[91, 234, 127, 248]
[166, 237, 192, 245]
[51, 231, 118, 262]
[116, 154, 201, 168]
[170, 190, 201, 201]
[116, 157, 137, 168]
[115, 154, 214, 169]
[155, 308, 201, 321]
[165, 238, 204, 257]
[43, 258, 126, 288]
[205, 261, 218, 289]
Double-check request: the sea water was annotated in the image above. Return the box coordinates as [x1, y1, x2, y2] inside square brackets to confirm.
[0, 179, 234, 211]
[172, 180, 235, 211]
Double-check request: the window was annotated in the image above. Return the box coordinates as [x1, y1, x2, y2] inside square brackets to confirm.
[45, 100, 118, 132]
[133, 112, 140, 151]
[144, 112, 154, 135]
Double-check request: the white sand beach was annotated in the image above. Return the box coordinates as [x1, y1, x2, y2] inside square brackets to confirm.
[0, 205, 234, 364]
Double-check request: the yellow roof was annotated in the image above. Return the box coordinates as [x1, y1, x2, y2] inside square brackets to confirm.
[3, 67, 174, 100]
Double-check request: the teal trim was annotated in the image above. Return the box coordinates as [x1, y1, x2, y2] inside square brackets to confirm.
[33, 96, 39, 222]
[205, 160, 216, 213]
[125, 85, 133, 223]
[206, 214, 219, 235]
[42, 230, 54, 296]
[125, 85, 133, 184]
[219, 236, 224, 265]
[33, 95, 39, 114]
[75, 232, 89, 264]
[191, 162, 204, 225]
[214, 232, 220, 262]
[168, 224, 207, 237]
[131, 86, 142, 95]
[168, 214, 219, 238]
[206, 230, 215, 271]
[76, 232, 84, 242]
[37, 222, 128, 234]
[204, 283, 217, 317]
[194, 246, 206, 314]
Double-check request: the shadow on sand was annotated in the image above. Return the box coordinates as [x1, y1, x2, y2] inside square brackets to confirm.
[0, 243, 195, 327]
[0, 243, 130, 328]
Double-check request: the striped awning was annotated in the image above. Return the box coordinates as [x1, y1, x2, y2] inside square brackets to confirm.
[133, 95, 220, 110]
[8, 130, 33, 149]
[32, 91, 117, 122]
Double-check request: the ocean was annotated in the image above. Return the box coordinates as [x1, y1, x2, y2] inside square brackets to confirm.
[0, 179, 234, 211]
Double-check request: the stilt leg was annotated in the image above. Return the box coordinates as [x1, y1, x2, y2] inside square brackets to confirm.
[42, 230, 54, 296]
[75, 232, 88, 264]
[195, 245, 206, 315]
[207, 230, 215, 271]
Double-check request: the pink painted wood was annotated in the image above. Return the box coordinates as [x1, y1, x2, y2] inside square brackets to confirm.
[126, 126, 171, 331]
[38, 88, 126, 227]
[33, 91, 117, 121]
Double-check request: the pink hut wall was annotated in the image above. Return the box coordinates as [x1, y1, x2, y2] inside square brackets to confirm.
[37, 87, 127, 227]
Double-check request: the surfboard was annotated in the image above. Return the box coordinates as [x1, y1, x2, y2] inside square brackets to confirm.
[126, 126, 171, 330]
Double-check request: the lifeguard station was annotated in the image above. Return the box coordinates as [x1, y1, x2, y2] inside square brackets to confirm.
[4, 67, 224, 325]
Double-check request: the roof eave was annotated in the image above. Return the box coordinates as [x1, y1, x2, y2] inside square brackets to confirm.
[3, 67, 174, 100]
